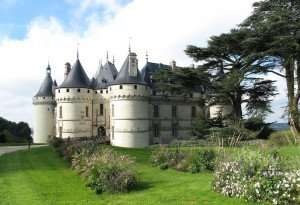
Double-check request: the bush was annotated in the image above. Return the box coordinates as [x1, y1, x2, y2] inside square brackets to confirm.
[213, 149, 300, 205]
[50, 137, 138, 194]
[267, 130, 299, 147]
[85, 149, 137, 194]
[150, 146, 217, 173]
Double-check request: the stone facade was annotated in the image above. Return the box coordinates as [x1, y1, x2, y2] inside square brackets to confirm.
[33, 50, 230, 148]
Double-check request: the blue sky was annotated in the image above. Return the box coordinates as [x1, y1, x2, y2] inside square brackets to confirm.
[0, 0, 131, 39]
[0, 0, 287, 125]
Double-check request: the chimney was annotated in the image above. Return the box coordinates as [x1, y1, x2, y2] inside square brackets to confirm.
[170, 60, 176, 70]
[64, 62, 71, 79]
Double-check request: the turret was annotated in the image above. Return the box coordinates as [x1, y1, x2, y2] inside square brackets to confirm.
[55, 56, 93, 139]
[109, 50, 150, 148]
[32, 64, 56, 143]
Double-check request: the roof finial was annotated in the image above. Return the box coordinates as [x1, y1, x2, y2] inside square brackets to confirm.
[106, 50, 109, 62]
[46, 61, 51, 74]
[128, 37, 132, 53]
[112, 56, 115, 64]
[76, 43, 79, 59]
[145, 50, 149, 63]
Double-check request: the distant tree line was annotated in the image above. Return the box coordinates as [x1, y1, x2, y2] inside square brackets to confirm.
[0, 117, 32, 143]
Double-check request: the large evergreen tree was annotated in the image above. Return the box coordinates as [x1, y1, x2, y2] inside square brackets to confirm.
[241, 0, 300, 133]
[185, 28, 277, 121]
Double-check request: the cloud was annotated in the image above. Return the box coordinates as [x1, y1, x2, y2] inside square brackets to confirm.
[0, 0, 279, 127]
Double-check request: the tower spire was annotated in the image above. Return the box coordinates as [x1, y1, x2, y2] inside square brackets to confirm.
[106, 50, 109, 62]
[128, 37, 132, 53]
[46, 61, 51, 74]
[145, 50, 149, 63]
[76, 43, 79, 59]
[112, 56, 115, 64]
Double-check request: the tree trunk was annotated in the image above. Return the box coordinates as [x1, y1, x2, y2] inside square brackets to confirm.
[285, 58, 300, 135]
[231, 93, 243, 122]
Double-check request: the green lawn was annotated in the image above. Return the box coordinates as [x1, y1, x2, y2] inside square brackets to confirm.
[0, 146, 265, 205]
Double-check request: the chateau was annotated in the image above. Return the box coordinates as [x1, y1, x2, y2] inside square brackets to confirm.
[33, 49, 231, 148]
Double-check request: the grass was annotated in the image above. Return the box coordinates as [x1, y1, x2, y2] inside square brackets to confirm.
[0, 146, 266, 205]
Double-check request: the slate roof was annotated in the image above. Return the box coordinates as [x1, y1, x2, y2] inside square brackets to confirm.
[111, 53, 145, 85]
[94, 61, 118, 89]
[35, 65, 54, 97]
[141, 62, 170, 87]
[59, 59, 90, 88]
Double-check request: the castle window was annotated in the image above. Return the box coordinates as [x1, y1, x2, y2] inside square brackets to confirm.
[59, 127, 62, 138]
[112, 104, 114, 117]
[106, 90, 108, 94]
[59, 106, 62, 118]
[134, 85, 137, 90]
[100, 104, 104, 116]
[58, 89, 60, 93]
[112, 126, 114, 140]
[87, 90, 90, 93]
[120, 85, 123, 89]
[95, 91, 97, 94]
[153, 105, 159, 117]
[110, 87, 112, 91]
[191, 106, 196, 118]
[66, 89, 69, 92]
[153, 124, 159, 138]
[172, 124, 178, 137]
[172, 105, 177, 118]
[100, 90, 103, 94]
[85, 106, 89, 117]
[77, 89, 81, 93]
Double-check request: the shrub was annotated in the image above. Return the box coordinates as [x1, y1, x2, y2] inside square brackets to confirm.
[50, 137, 138, 194]
[213, 149, 300, 205]
[267, 130, 299, 147]
[190, 149, 216, 173]
[85, 149, 137, 193]
[150, 146, 217, 173]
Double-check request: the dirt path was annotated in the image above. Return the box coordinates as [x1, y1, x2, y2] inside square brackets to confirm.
[0, 145, 46, 156]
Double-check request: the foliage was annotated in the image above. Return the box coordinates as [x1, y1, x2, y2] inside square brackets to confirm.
[267, 130, 299, 147]
[213, 149, 300, 205]
[243, 117, 273, 139]
[0, 117, 31, 143]
[49, 137, 138, 194]
[241, 0, 300, 133]
[150, 146, 217, 173]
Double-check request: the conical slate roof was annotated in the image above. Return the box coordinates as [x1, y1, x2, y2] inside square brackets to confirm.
[59, 59, 90, 88]
[112, 54, 145, 85]
[141, 62, 170, 87]
[94, 61, 118, 89]
[103, 61, 118, 79]
[35, 65, 54, 97]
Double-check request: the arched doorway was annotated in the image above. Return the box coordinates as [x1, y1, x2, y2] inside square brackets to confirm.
[97, 126, 106, 142]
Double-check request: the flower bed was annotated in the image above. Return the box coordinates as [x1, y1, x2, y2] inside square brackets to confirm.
[49, 137, 138, 194]
[150, 146, 217, 173]
[213, 150, 300, 205]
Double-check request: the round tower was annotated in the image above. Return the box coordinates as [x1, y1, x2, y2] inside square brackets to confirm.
[32, 64, 56, 143]
[55, 57, 93, 139]
[109, 51, 150, 148]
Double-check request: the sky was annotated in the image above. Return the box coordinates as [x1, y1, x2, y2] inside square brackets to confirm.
[0, 0, 288, 126]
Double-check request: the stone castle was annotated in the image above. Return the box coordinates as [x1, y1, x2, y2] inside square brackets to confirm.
[32, 49, 231, 148]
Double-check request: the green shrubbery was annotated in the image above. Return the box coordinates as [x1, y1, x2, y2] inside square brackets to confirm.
[267, 130, 299, 147]
[150, 146, 217, 173]
[213, 149, 300, 205]
[49, 137, 138, 194]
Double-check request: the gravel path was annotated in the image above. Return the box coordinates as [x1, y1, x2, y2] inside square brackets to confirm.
[0, 145, 46, 156]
